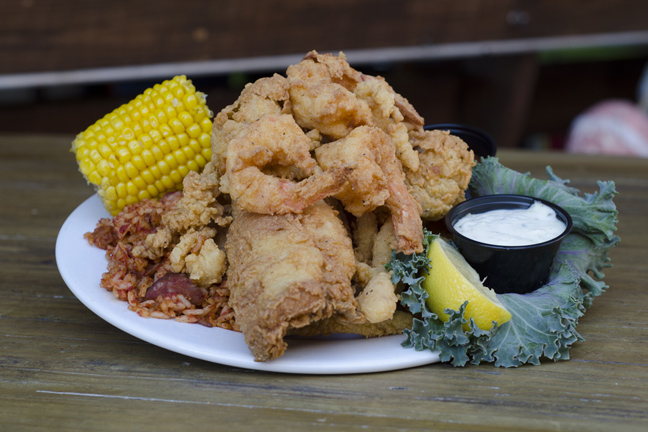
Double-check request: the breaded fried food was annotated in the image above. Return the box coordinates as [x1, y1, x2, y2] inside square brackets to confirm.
[353, 218, 400, 323]
[354, 75, 424, 172]
[287, 51, 373, 139]
[404, 129, 476, 221]
[316, 126, 423, 253]
[224, 114, 350, 214]
[135, 161, 231, 288]
[225, 201, 363, 362]
[211, 74, 292, 176]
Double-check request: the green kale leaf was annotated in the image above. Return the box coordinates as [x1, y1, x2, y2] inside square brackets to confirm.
[395, 157, 620, 367]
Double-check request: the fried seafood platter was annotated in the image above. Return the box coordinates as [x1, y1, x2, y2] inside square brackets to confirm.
[84, 51, 475, 362]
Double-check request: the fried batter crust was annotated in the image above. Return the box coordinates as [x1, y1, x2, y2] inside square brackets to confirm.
[405, 129, 476, 221]
[225, 201, 363, 362]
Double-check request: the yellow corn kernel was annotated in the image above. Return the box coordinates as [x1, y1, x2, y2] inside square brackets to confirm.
[141, 149, 156, 167]
[127, 181, 139, 197]
[71, 75, 213, 215]
[201, 148, 212, 160]
[154, 180, 166, 193]
[88, 171, 102, 185]
[173, 149, 187, 165]
[149, 128, 162, 143]
[159, 124, 173, 138]
[167, 135, 180, 151]
[132, 123, 143, 137]
[195, 154, 207, 168]
[161, 175, 175, 190]
[200, 118, 212, 133]
[158, 160, 171, 176]
[139, 134, 153, 149]
[164, 153, 178, 169]
[116, 183, 127, 199]
[154, 109, 168, 125]
[187, 123, 202, 139]
[141, 169, 155, 185]
[169, 170, 183, 185]
[177, 133, 189, 147]
[75, 146, 89, 161]
[127, 139, 142, 155]
[151, 146, 164, 162]
[104, 186, 117, 202]
[182, 146, 196, 161]
[178, 111, 194, 127]
[116, 165, 129, 183]
[158, 139, 171, 155]
[88, 149, 102, 165]
[124, 162, 139, 180]
[138, 189, 151, 201]
[117, 147, 131, 165]
[189, 139, 201, 153]
[133, 176, 147, 191]
[146, 184, 159, 197]
[117, 198, 127, 211]
[150, 165, 162, 179]
[96, 160, 111, 177]
[198, 133, 211, 148]
[183, 93, 199, 111]
[169, 118, 185, 134]
[131, 155, 147, 171]
[187, 160, 199, 172]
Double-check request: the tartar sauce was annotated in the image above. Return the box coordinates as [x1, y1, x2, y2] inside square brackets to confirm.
[453, 201, 566, 246]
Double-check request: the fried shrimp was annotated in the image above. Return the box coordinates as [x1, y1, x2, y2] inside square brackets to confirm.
[225, 114, 350, 214]
[316, 126, 423, 253]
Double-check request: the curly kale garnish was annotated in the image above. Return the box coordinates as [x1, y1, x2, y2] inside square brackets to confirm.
[392, 158, 619, 367]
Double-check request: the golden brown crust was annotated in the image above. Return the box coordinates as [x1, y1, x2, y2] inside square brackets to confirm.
[405, 129, 476, 221]
[225, 202, 363, 361]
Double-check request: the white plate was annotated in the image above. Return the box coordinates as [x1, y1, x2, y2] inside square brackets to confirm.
[55, 194, 440, 374]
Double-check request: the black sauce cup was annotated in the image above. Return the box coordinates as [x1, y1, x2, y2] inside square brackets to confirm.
[445, 195, 573, 295]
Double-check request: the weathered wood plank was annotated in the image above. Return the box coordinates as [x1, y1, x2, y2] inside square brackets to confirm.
[1, 137, 647, 431]
[2, 0, 648, 75]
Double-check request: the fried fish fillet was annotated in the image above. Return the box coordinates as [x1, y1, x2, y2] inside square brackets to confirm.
[225, 201, 363, 361]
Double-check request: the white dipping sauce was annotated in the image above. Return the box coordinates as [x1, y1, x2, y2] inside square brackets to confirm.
[453, 201, 566, 246]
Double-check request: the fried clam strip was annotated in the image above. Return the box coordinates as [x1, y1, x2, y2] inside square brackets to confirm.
[353, 216, 401, 324]
[404, 129, 476, 221]
[225, 202, 363, 362]
[224, 113, 350, 214]
[316, 125, 423, 254]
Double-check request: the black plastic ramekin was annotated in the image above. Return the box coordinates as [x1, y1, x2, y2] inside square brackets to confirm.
[444, 194, 573, 294]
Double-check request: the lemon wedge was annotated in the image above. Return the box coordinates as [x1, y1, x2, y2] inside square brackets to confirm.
[422, 237, 512, 331]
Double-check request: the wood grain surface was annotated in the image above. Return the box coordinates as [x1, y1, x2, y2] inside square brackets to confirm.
[3, 0, 648, 75]
[0, 135, 646, 431]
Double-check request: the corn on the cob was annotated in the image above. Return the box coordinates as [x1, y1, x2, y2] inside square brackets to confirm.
[71, 76, 213, 215]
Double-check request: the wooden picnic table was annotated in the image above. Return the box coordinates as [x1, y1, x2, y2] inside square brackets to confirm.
[0, 134, 646, 431]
